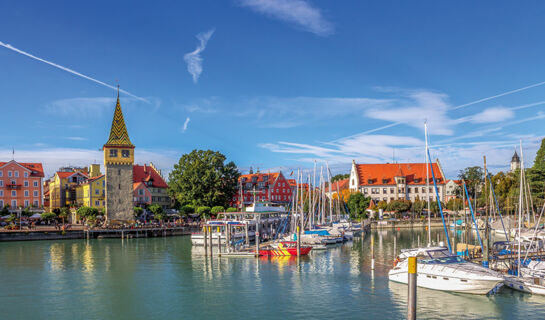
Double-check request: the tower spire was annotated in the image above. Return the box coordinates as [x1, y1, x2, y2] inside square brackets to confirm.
[104, 88, 133, 148]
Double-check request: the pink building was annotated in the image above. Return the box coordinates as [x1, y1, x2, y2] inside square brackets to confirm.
[0, 160, 44, 208]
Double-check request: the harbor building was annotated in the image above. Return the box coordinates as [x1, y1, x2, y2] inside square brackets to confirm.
[49, 169, 89, 210]
[103, 91, 135, 222]
[133, 163, 170, 210]
[348, 160, 447, 203]
[75, 164, 105, 209]
[232, 171, 293, 207]
[325, 178, 350, 199]
[0, 160, 44, 208]
[445, 179, 462, 202]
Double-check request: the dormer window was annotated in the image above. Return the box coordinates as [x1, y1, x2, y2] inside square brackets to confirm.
[382, 179, 388, 184]
[367, 179, 374, 184]
[109, 149, 118, 157]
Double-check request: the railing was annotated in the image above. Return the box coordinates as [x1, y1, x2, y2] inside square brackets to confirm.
[5, 184, 21, 190]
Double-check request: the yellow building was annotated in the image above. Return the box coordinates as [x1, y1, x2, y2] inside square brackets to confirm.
[49, 169, 89, 211]
[75, 164, 105, 209]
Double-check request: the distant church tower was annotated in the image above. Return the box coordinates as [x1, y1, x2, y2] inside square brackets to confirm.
[103, 88, 134, 222]
[510, 149, 521, 172]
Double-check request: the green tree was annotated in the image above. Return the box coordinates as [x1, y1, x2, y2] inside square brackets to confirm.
[226, 207, 238, 212]
[180, 205, 195, 216]
[412, 200, 426, 215]
[168, 150, 239, 208]
[41, 212, 57, 221]
[458, 166, 484, 196]
[134, 207, 144, 218]
[76, 207, 99, 221]
[0, 205, 10, 216]
[377, 200, 388, 211]
[331, 173, 350, 182]
[149, 204, 163, 216]
[388, 200, 411, 215]
[446, 198, 463, 211]
[211, 206, 225, 216]
[197, 206, 211, 218]
[59, 207, 70, 224]
[347, 193, 371, 219]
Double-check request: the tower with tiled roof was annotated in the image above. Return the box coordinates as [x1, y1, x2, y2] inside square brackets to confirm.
[103, 88, 135, 222]
[510, 149, 520, 172]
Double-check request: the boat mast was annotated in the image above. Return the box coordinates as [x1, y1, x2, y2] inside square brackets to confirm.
[425, 121, 431, 246]
[312, 160, 316, 228]
[518, 141, 523, 277]
[326, 161, 333, 224]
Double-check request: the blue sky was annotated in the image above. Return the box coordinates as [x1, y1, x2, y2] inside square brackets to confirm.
[1, 1, 545, 178]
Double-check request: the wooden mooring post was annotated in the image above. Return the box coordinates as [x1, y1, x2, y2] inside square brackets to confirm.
[371, 235, 375, 270]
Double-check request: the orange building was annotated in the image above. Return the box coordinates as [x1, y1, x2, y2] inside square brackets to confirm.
[0, 160, 44, 208]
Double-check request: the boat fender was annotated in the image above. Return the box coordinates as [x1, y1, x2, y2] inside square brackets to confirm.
[393, 257, 400, 267]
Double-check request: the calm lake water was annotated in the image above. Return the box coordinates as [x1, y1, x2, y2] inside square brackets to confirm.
[1, 228, 545, 320]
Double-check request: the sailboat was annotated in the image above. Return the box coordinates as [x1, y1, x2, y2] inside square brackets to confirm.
[388, 122, 504, 295]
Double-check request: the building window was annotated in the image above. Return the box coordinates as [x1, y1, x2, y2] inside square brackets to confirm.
[122, 150, 130, 158]
[95, 189, 99, 195]
[390, 188, 395, 194]
[33, 181, 38, 187]
[33, 200, 39, 206]
[24, 172, 28, 178]
[14, 171, 19, 177]
[0, 171, 2, 177]
[24, 181, 29, 187]
[24, 190, 29, 197]
[383, 188, 387, 194]
[24, 200, 29, 207]
[11, 200, 16, 208]
[95, 200, 100, 206]
[363, 188, 368, 194]
[8, 171, 12, 177]
[0, 180, 3, 187]
[109, 149, 118, 157]
[0, 190, 3, 196]
[11, 190, 16, 197]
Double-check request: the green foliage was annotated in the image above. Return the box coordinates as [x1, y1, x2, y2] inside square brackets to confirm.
[154, 212, 166, 222]
[387, 200, 411, 214]
[196, 206, 211, 218]
[6, 213, 16, 223]
[377, 201, 388, 211]
[59, 207, 70, 219]
[446, 198, 463, 211]
[148, 204, 163, 216]
[331, 173, 350, 183]
[211, 206, 225, 216]
[346, 193, 370, 219]
[76, 206, 99, 218]
[226, 207, 238, 212]
[180, 205, 195, 216]
[41, 212, 57, 221]
[21, 208, 33, 217]
[168, 149, 240, 208]
[134, 207, 144, 218]
[0, 205, 9, 215]
[412, 200, 426, 214]
[458, 166, 484, 196]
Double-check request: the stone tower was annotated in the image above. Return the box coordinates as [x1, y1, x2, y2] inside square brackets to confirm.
[510, 150, 521, 172]
[103, 89, 134, 222]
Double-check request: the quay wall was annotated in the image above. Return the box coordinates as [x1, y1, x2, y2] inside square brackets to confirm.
[0, 226, 200, 242]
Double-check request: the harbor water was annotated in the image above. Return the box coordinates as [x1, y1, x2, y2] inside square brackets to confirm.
[1, 228, 544, 319]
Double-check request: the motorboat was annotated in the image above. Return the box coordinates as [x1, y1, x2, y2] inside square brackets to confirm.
[259, 241, 312, 256]
[388, 246, 504, 295]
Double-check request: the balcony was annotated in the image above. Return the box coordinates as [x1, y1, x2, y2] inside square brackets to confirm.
[5, 184, 21, 190]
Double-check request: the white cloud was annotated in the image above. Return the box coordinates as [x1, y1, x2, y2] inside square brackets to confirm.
[238, 0, 333, 36]
[66, 137, 88, 141]
[465, 107, 515, 124]
[46, 97, 115, 117]
[0, 40, 148, 102]
[184, 29, 215, 83]
[182, 117, 190, 132]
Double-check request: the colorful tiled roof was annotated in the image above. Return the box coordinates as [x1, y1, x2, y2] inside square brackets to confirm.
[239, 172, 282, 185]
[326, 178, 350, 192]
[0, 161, 45, 177]
[355, 163, 445, 186]
[56, 171, 88, 179]
[104, 94, 134, 148]
[133, 164, 168, 188]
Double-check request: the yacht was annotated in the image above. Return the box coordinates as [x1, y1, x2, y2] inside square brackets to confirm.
[388, 246, 504, 295]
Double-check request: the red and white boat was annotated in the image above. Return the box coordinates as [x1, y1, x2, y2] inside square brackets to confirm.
[259, 241, 312, 256]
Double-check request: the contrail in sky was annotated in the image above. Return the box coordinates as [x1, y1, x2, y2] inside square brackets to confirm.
[0, 40, 148, 103]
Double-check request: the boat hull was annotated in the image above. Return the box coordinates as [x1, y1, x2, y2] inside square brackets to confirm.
[388, 270, 502, 295]
[260, 247, 312, 256]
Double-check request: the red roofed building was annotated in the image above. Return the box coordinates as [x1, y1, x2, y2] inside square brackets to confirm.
[232, 171, 293, 207]
[325, 178, 350, 198]
[445, 179, 462, 201]
[133, 163, 170, 209]
[0, 160, 45, 209]
[349, 160, 447, 203]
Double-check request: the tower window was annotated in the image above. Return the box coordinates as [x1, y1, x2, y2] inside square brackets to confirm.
[119, 184, 121, 190]
[121, 150, 130, 158]
[118, 169, 121, 175]
[109, 149, 118, 157]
